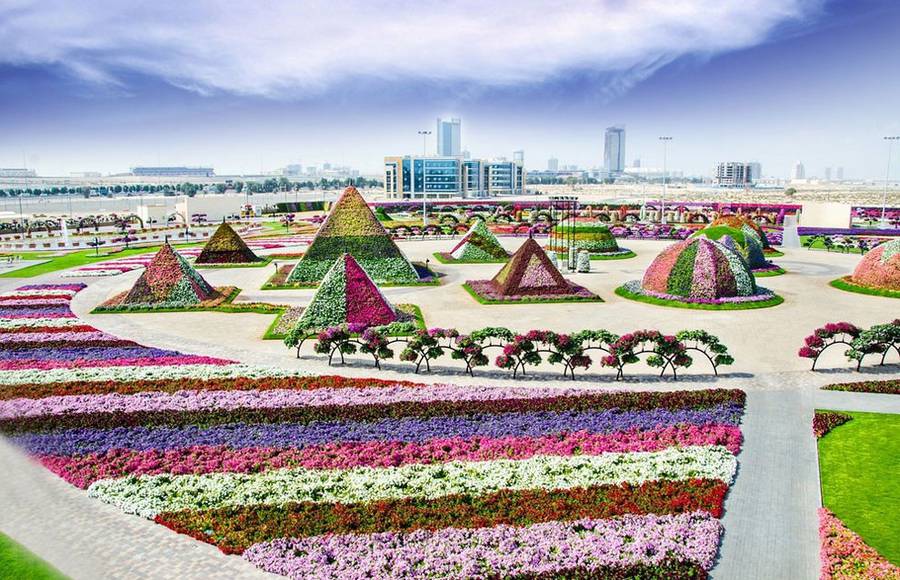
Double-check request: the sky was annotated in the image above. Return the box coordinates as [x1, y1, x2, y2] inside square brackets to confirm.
[1, 0, 899, 179]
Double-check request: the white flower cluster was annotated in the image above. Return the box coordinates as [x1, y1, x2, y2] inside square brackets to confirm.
[87, 445, 737, 518]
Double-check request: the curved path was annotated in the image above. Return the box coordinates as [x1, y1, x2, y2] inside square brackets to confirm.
[0, 238, 897, 579]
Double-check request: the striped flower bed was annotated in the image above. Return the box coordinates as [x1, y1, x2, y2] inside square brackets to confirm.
[0, 284, 745, 579]
[63, 236, 309, 278]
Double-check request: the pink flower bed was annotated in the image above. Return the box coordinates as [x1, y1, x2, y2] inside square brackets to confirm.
[42, 423, 742, 488]
[819, 508, 899, 579]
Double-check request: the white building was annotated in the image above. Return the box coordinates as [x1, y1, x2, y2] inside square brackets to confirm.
[714, 162, 759, 186]
[0, 168, 37, 178]
[603, 126, 626, 175]
[436, 118, 461, 157]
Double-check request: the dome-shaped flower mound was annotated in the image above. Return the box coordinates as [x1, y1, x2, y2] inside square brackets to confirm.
[548, 223, 620, 253]
[641, 238, 762, 301]
[691, 226, 768, 269]
[851, 239, 900, 291]
[710, 215, 771, 248]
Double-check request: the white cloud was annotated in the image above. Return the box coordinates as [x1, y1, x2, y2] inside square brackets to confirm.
[0, 0, 822, 98]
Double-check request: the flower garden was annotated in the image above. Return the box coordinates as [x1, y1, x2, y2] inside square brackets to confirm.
[284, 187, 427, 286]
[815, 411, 900, 578]
[690, 225, 784, 276]
[93, 243, 239, 312]
[831, 238, 900, 298]
[464, 238, 601, 304]
[194, 222, 268, 266]
[0, 283, 747, 579]
[433, 219, 510, 263]
[616, 237, 783, 310]
[546, 222, 636, 260]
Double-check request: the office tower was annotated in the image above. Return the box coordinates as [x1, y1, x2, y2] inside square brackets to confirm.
[547, 157, 559, 171]
[513, 150, 524, 165]
[836, 166, 844, 180]
[792, 161, 806, 180]
[633, 158, 641, 168]
[603, 126, 626, 175]
[824, 167, 832, 181]
[436, 117, 462, 157]
[714, 162, 756, 186]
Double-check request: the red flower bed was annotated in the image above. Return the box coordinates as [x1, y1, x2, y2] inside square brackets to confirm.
[155, 478, 728, 554]
[813, 411, 852, 438]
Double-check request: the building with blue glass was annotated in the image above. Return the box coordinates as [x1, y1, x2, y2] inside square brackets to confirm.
[384, 156, 524, 199]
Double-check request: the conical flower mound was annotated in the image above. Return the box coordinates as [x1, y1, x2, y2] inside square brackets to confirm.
[196, 222, 260, 264]
[287, 186, 418, 284]
[492, 238, 571, 296]
[710, 215, 771, 248]
[294, 253, 398, 330]
[642, 238, 757, 300]
[122, 244, 214, 306]
[449, 220, 509, 261]
[851, 238, 900, 290]
[691, 225, 768, 269]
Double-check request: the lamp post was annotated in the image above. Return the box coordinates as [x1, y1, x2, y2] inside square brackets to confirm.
[883, 136, 899, 229]
[418, 130, 432, 227]
[659, 137, 672, 225]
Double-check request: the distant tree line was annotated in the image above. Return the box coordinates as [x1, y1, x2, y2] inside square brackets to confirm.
[0, 177, 382, 199]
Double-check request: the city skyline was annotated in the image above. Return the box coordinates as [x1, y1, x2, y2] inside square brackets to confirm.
[1, 0, 899, 179]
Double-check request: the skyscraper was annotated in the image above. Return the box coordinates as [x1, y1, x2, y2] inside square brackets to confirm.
[547, 157, 559, 171]
[792, 161, 806, 180]
[436, 117, 461, 157]
[836, 167, 844, 180]
[824, 167, 832, 181]
[604, 126, 626, 175]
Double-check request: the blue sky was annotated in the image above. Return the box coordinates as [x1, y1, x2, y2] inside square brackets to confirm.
[1, 0, 898, 178]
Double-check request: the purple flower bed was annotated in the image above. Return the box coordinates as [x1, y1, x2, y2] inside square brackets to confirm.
[13, 404, 744, 456]
[466, 280, 598, 302]
[0, 307, 75, 318]
[244, 511, 722, 579]
[0, 346, 182, 362]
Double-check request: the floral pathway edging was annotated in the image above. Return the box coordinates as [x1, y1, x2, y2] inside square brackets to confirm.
[0, 283, 746, 579]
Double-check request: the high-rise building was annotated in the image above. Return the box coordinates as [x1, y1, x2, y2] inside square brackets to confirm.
[436, 117, 461, 157]
[513, 150, 524, 165]
[603, 126, 626, 175]
[791, 161, 806, 180]
[836, 166, 844, 180]
[824, 167, 832, 181]
[462, 149, 471, 160]
[632, 158, 641, 168]
[714, 162, 758, 186]
[547, 157, 559, 171]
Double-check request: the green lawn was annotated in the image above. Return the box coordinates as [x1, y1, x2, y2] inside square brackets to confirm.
[0, 532, 66, 579]
[818, 410, 900, 564]
[0, 243, 200, 278]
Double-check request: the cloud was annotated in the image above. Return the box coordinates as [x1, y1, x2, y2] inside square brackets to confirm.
[0, 0, 823, 98]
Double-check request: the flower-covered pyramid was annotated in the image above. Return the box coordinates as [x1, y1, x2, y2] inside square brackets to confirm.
[710, 215, 771, 248]
[619, 237, 779, 307]
[547, 222, 633, 258]
[121, 244, 215, 307]
[464, 238, 599, 302]
[691, 225, 769, 269]
[445, 220, 509, 262]
[293, 253, 398, 330]
[195, 222, 261, 264]
[850, 238, 900, 290]
[287, 186, 419, 284]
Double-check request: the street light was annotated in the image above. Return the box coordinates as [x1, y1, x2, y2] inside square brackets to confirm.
[418, 130, 432, 227]
[883, 136, 899, 228]
[659, 137, 672, 225]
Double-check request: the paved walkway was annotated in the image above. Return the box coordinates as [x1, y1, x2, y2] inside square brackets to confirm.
[0, 239, 897, 579]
